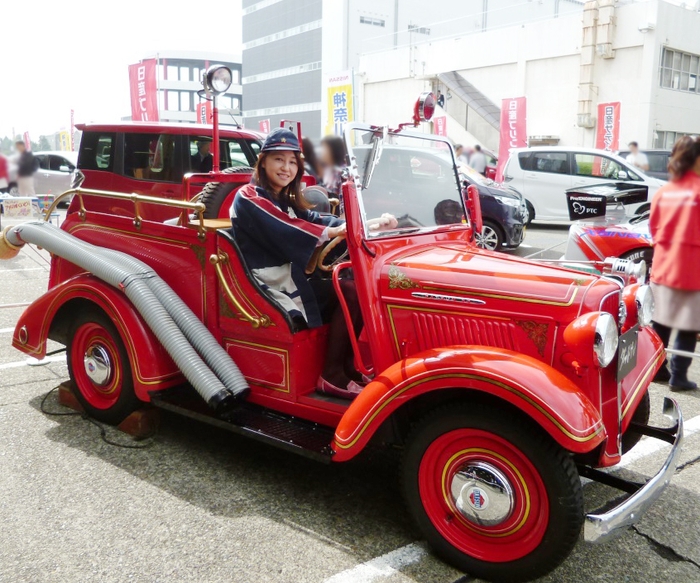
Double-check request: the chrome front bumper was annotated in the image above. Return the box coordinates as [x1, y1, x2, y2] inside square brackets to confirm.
[583, 397, 683, 543]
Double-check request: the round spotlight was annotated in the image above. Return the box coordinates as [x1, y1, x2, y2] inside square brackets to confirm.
[205, 65, 233, 96]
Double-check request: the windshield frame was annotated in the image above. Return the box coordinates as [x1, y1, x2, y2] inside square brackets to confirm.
[343, 122, 467, 240]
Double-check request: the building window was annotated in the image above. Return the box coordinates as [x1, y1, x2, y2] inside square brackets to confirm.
[180, 91, 191, 112]
[654, 130, 693, 149]
[360, 16, 385, 27]
[166, 90, 179, 111]
[660, 47, 700, 94]
[408, 24, 431, 35]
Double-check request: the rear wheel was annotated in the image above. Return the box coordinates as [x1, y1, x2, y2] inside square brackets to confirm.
[524, 200, 535, 226]
[475, 220, 504, 251]
[401, 404, 583, 582]
[67, 309, 139, 424]
[199, 166, 254, 219]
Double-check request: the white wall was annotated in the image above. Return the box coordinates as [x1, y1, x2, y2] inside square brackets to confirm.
[358, 0, 700, 150]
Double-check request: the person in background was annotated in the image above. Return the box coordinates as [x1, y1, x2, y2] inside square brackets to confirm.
[454, 144, 469, 166]
[0, 152, 9, 193]
[625, 141, 649, 173]
[649, 135, 700, 390]
[301, 137, 322, 183]
[191, 139, 213, 173]
[15, 141, 38, 196]
[469, 144, 487, 175]
[436, 90, 445, 108]
[319, 135, 348, 214]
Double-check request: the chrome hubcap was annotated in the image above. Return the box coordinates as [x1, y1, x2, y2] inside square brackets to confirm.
[83, 345, 112, 386]
[476, 226, 499, 250]
[450, 461, 515, 526]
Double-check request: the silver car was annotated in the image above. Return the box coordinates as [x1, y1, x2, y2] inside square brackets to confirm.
[33, 151, 78, 197]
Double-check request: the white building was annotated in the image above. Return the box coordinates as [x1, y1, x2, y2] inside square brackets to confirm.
[142, 50, 243, 125]
[356, 0, 700, 151]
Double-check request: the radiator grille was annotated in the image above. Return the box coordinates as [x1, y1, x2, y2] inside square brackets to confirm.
[600, 292, 621, 324]
[413, 312, 518, 351]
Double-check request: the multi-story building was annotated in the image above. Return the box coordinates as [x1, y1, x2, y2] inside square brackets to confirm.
[138, 50, 243, 125]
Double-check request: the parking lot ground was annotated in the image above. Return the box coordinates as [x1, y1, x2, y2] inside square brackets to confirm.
[1, 219, 699, 583]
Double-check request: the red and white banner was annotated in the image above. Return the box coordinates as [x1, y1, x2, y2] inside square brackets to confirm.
[595, 102, 621, 151]
[197, 101, 212, 124]
[433, 116, 447, 137]
[258, 119, 271, 134]
[128, 59, 159, 122]
[495, 97, 527, 182]
[23, 132, 31, 150]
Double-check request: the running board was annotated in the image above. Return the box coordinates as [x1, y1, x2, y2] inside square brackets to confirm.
[149, 385, 335, 463]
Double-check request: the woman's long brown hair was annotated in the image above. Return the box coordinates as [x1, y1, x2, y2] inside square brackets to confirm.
[668, 135, 700, 180]
[253, 151, 312, 210]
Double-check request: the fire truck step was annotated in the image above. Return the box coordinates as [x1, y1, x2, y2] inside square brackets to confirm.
[150, 385, 335, 462]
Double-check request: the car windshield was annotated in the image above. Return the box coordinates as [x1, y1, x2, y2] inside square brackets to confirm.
[347, 127, 465, 238]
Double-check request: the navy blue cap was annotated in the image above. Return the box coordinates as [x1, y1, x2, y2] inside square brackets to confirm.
[261, 127, 301, 153]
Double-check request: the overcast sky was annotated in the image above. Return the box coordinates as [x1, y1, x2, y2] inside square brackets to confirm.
[1, 0, 242, 139]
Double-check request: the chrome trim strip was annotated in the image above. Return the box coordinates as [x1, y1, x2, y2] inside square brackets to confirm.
[411, 292, 486, 305]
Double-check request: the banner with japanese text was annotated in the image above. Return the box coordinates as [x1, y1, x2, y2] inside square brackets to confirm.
[595, 102, 621, 151]
[128, 59, 159, 122]
[258, 119, 271, 134]
[70, 109, 75, 151]
[433, 116, 447, 137]
[324, 70, 354, 136]
[197, 101, 212, 124]
[495, 97, 527, 182]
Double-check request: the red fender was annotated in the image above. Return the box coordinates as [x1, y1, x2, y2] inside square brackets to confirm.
[332, 346, 606, 462]
[12, 273, 182, 400]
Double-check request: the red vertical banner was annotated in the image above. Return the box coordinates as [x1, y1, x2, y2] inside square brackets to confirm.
[258, 119, 271, 134]
[197, 101, 212, 124]
[23, 132, 31, 150]
[595, 102, 621, 151]
[495, 97, 527, 182]
[433, 115, 447, 137]
[128, 59, 159, 122]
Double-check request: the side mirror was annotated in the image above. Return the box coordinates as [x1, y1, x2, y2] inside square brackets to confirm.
[463, 183, 483, 236]
[59, 165, 71, 173]
[618, 170, 628, 180]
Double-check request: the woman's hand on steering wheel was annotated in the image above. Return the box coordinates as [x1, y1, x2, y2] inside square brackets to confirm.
[327, 223, 347, 239]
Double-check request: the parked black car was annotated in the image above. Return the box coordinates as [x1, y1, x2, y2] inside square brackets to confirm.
[617, 149, 670, 181]
[459, 165, 527, 251]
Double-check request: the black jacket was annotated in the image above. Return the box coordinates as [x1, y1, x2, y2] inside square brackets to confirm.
[18, 151, 39, 177]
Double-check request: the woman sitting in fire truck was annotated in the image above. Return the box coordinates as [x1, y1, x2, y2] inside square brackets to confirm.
[230, 128, 365, 399]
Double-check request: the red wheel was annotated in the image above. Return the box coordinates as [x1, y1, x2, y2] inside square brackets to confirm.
[67, 309, 139, 424]
[402, 404, 583, 582]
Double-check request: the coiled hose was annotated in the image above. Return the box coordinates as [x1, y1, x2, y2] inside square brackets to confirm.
[2, 222, 248, 412]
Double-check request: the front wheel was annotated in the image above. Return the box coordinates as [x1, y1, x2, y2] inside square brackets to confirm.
[401, 404, 583, 582]
[67, 309, 140, 424]
[475, 220, 504, 251]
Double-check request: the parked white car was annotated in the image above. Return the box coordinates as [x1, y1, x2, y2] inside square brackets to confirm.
[502, 146, 665, 223]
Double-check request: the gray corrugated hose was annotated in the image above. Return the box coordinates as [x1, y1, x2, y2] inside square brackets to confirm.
[4, 221, 248, 411]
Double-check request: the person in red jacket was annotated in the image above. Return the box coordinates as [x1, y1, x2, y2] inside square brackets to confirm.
[649, 135, 700, 390]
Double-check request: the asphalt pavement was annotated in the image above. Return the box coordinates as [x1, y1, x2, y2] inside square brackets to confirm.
[1, 217, 699, 583]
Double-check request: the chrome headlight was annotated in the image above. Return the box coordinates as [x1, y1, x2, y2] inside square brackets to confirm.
[635, 285, 654, 327]
[594, 313, 619, 367]
[495, 195, 521, 207]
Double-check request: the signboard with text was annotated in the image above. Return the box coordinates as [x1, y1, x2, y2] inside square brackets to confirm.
[324, 70, 354, 136]
[495, 97, 527, 182]
[197, 101, 213, 124]
[258, 119, 271, 134]
[433, 116, 447, 137]
[128, 59, 159, 122]
[595, 102, 621, 151]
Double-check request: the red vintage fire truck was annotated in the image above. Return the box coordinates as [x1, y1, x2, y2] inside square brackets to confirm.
[0, 75, 682, 582]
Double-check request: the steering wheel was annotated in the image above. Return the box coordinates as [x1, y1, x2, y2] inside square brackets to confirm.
[316, 235, 348, 272]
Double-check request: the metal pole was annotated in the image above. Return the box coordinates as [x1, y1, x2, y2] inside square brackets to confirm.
[666, 348, 700, 360]
[212, 95, 220, 173]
